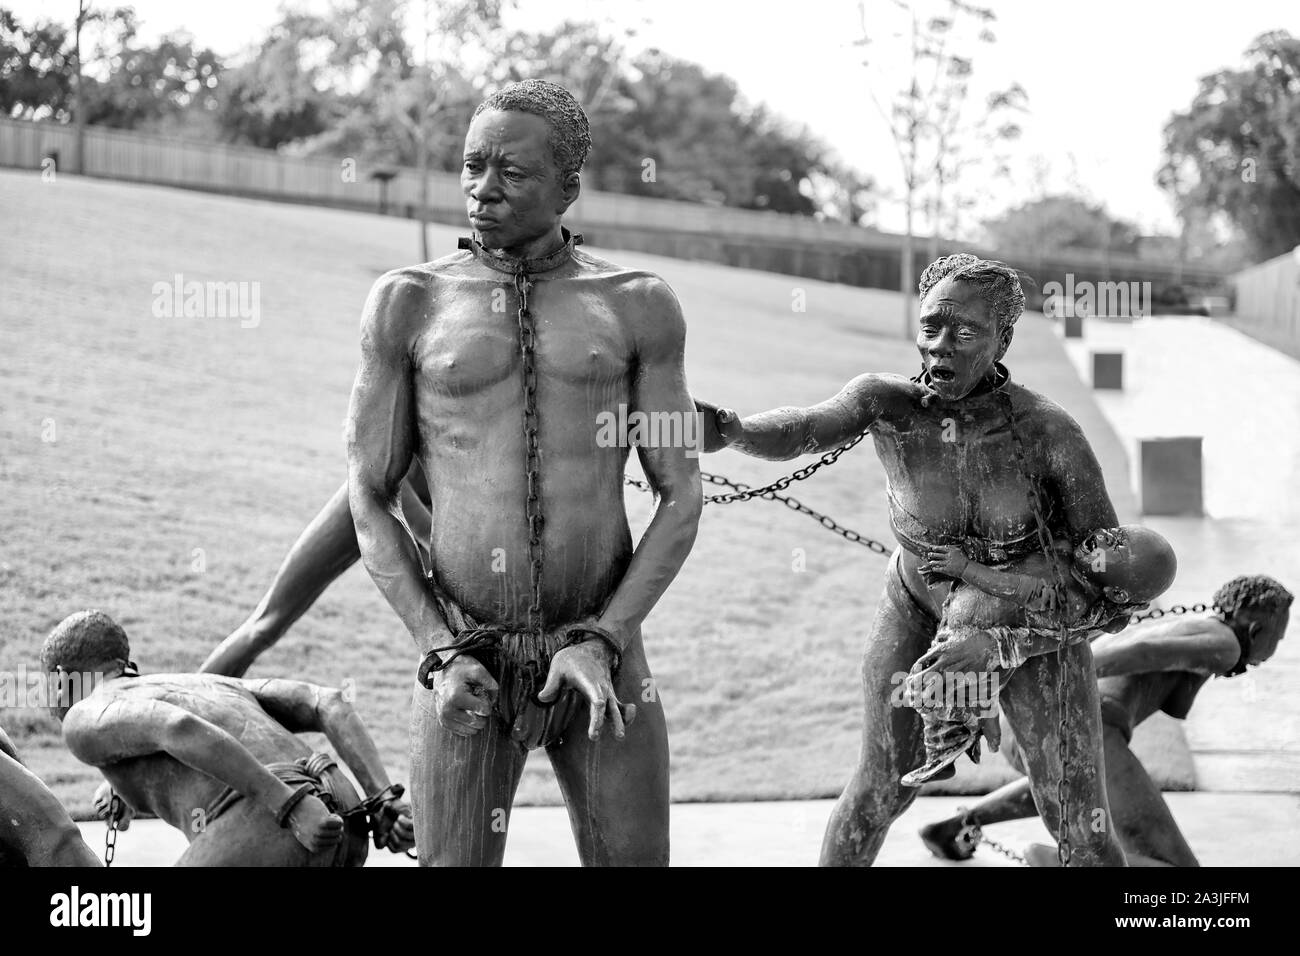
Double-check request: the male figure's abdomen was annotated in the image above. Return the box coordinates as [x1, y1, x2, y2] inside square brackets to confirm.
[423, 451, 634, 627]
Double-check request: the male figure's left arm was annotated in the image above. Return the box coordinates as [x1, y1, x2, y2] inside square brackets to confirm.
[536, 277, 701, 741]
[593, 278, 703, 650]
[247, 678, 414, 850]
[246, 679, 393, 797]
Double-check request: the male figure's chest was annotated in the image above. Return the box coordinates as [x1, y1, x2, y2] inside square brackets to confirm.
[415, 281, 632, 396]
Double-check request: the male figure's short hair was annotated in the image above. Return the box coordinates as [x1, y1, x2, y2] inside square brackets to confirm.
[1214, 574, 1294, 620]
[473, 79, 592, 179]
[41, 610, 129, 673]
[918, 254, 1026, 336]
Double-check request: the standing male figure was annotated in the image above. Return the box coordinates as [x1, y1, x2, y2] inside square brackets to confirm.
[346, 80, 702, 866]
[717, 254, 1129, 866]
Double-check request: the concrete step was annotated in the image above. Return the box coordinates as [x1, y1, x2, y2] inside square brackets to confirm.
[79, 793, 1300, 867]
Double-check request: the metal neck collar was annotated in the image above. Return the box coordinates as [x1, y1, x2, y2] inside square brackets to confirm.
[1219, 610, 1251, 678]
[912, 361, 1011, 406]
[457, 228, 583, 276]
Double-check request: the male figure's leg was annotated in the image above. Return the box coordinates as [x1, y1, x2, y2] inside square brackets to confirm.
[409, 679, 529, 866]
[175, 805, 362, 867]
[918, 716, 1036, 859]
[202, 464, 430, 677]
[820, 558, 935, 866]
[549, 632, 669, 867]
[202, 482, 361, 677]
[1000, 642, 1126, 866]
[1101, 724, 1198, 866]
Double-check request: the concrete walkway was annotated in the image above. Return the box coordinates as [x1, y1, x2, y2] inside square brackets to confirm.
[80, 792, 1300, 866]
[1060, 315, 1300, 792]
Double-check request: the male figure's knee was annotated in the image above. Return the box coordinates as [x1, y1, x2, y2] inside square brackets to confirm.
[44, 823, 96, 866]
[842, 772, 915, 829]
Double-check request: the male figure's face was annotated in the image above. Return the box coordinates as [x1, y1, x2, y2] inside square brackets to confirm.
[461, 109, 578, 253]
[46, 657, 121, 720]
[916, 277, 1008, 401]
[1240, 605, 1290, 665]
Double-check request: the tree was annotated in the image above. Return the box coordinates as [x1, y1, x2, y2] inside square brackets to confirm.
[0, 7, 77, 121]
[855, 0, 1018, 337]
[981, 195, 1141, 256]
[2, 5, 222, 137]
[1159, 30, 1300, 263]
[214, 11, 334, 149]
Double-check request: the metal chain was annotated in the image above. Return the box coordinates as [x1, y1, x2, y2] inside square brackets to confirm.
[1000, 386, 1073, 867]
[1129, 603, 1217, 626]
[702, 430, 872, 504]
[515, 271, 545, 649]
[104, 793, 120, 867]
[957, 809, 1026, 865]
[623, 429, 893, 554]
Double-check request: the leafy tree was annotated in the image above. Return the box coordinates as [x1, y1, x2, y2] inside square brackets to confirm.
[82, 29, 222, 131]
[1160, 30, 1300, 262]
[2, 6, 221, 133]
[981, 195, 1141, 256]
[854, 0, 1019, 336]
[214, 11, 334, 149]
[0, 8, 73, 120]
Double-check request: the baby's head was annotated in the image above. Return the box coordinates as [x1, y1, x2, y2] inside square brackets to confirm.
[1072, 525, 1176, 606]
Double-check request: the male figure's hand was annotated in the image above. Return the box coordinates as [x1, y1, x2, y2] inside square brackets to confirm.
[371, 796, 416, 853]
[92, 782, 134, 831]
[286, 793, 345, 853]
[430, 656, 498, 737]
[538, 641, 636, 741]
[920, 545, 969, 580]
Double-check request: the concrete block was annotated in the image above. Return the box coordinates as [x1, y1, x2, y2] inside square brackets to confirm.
[1140, 437, 1203, 516]
[1093, 351, 1123, 389]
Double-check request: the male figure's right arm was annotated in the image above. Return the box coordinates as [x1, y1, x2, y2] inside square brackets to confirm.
[1091, 620, 1240, 678]
[720, 373, 905, 461]
[65, 699, 312, 821]
[345, 272, 451, 656]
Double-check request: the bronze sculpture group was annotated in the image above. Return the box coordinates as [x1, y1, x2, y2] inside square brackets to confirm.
[4, 80, 1291, 868]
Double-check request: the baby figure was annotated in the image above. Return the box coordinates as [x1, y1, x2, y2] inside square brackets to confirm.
[900, 525, 1177, 786]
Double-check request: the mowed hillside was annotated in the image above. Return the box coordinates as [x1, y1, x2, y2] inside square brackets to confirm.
[0, 169, 1135, 814]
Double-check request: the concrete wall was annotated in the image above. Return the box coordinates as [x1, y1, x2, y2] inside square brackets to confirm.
[1232, 247, 1300, 360]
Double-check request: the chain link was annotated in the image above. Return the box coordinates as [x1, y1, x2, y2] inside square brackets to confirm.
[1000, 386, 1072, 867]
[623, 429, 893, 554]
[103, 793, 120, 867]
[1129, 603, 1217, 626]
[957, 809, 1026, 865]
[515, 271, 545, 645]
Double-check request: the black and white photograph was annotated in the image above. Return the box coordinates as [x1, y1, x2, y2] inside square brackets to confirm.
[0, 0, 1296, 925]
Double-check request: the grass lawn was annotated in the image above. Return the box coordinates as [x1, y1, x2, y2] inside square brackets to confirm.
[0, 169, 1150, 816]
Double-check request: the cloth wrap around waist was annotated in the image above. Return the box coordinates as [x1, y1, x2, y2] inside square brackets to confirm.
[427, 581, 592, 751]
[202, 751, 368, 867]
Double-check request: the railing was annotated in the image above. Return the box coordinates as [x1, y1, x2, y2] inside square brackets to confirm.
[0, 116, 1229, 293]
[0, 116, 881, 245]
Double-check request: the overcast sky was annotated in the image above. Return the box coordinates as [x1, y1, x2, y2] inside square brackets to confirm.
[14, 0, 1298, 235]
